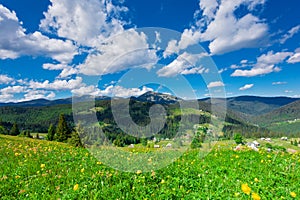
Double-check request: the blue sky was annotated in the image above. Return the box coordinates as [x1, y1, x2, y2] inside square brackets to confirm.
[0, 0, 300, 102]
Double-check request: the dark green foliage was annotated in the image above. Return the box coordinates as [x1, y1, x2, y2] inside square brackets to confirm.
[36, 133, 40, 139]
[55, 114, 71, 142]
[0, 125, 7, 135]
[47, 124, 55, 141]
[141, 137, 148, 146]
[234, 133, 243, 144]
[191, 126, 207, 149]
[10, 123, 20, 136]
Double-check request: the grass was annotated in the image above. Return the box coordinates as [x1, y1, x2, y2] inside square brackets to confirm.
[0, 134, 299, 199]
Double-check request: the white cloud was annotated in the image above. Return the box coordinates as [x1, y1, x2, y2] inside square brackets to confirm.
[164, 0, 268, 56]
[0, 74, 14, 84]
[231, 51, 292, 77]
[29, 77, 83, 90]
[279, 25, 300, 44]
[287, 48, 300, 64]
[272, 81, 287, 85]
[0, 85, 26, 94]
[40, 0, 127, 47]
[43, 63, 78, 78]
[23, 90, 56, 101]
[0, 4, 77, 63]
[239, 84, 254, 91]
[157, 52, 208, 77]
[284, 90, 293, 93]
[207, 81, 225, 88]
[72, 85, 153, 98]
[78, 29, 158, 75]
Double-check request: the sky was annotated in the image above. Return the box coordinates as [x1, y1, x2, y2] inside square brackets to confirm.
[0, 0, 300, 102]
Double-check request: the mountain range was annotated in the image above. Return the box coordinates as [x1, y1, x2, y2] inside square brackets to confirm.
[0, 92, 300, 135]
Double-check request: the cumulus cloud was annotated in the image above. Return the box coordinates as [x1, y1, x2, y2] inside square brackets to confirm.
[40, 0, 127, 47]
[207, 81, 225, 88]
[78, 29, 158, 76]
[0, 74, 14, 84]
[231, 51, 292, 77]
[239, 84, 254, 91]
[29, 77, 83, 90]
[0, 5, 77, 63]
[43, 63, 78, 78]
[72, 85, 153, 98]
[157, 52, 209, 77]
[164, 0, 268, 56]
[287, 48, 300, 64]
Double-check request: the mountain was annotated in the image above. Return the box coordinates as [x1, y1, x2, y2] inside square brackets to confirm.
[135, 91, 181, 104]
[0, 96, 111, 107]
[253, 100, 300, 135]
[201, 96, 299, 119]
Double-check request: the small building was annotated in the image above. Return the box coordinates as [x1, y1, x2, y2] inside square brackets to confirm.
[281, 137, 288, 141]
[265, 138, 272, 142]
[166, 143, 172, 148]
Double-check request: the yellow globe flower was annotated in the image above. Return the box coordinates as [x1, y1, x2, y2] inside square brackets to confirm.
[73, 184, 79, 191]
[40, 164, 45, 168]
[241, 183, 251, 195]
[252, 192, 261, 200]
[136, 170, 142, 175]
[290, 192, 296, 198]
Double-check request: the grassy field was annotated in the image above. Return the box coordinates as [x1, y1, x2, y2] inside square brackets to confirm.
[0, 135, 299, 199]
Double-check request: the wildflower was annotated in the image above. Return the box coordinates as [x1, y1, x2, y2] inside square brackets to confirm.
[40, 164, 45, 168]
[252, 192, 261, 200]
[254, 178, 259, 182]
[15, 175, 20, 179]
[81, 168, 85, 173]
[161, 179, 165, 184]
[136, 170, 142, 175]
[97, 161, 102, 165]
[241, 183, 251, 195]
[290, 192, 296, 198]
[73, 184, 79, 191]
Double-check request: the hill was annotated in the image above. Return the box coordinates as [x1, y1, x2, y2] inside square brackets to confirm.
[253, 100, 300, 135]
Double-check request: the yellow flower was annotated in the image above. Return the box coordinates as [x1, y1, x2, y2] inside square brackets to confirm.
[290, 192, 297, 198]
[136, 170, 142, 175]
[241, 183, 251, 195]
[81, 168, 85, 173]
[254, 178, 259, 182]
[252, 192, 261, 200]
[161, 179, 165, 184]
[97, 161, 102, 165]
[40, 164, 45, 168]
[15, 175, 20, 179]
[73, 184, 79, 191]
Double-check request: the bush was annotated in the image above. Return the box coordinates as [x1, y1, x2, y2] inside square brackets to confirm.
[234, 133, 243, 144]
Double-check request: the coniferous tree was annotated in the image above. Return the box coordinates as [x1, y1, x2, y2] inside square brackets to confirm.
[55, 114, 71, 142]
[47, 124, 56, 141]
[10, 123, 20, 136]
[68, 125, 84, 147]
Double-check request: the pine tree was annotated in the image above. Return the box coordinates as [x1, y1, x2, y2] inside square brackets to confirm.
[47, 124, 56, 141]
[55, 114, 71, 142]
[10, 123, 20, 136]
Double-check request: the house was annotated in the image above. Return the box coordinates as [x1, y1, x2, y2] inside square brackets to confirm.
[265, 138, 272, 142]
[281, 137, 288, 141]
[166, 143, 172, 148]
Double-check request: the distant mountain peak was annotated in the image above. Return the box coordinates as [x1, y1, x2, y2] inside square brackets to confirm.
[137, 91, 181, 104]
